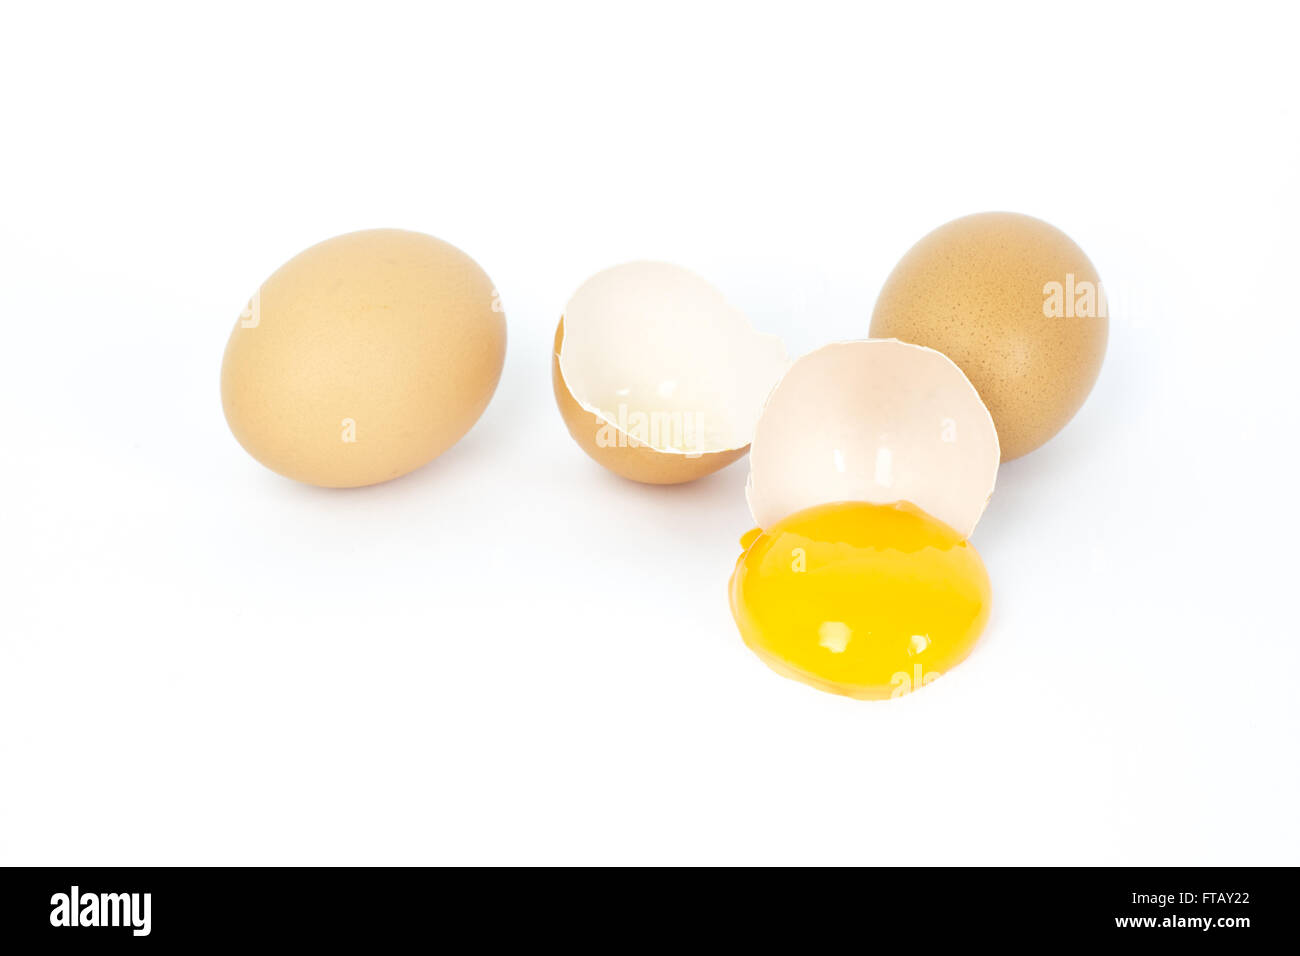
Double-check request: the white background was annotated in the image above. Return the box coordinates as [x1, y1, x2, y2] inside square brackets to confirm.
[2, 2, 1297, 865]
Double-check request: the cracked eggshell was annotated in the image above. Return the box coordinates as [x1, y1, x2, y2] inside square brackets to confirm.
[552, 320, 744, 483]
[553, 262, 788, 485]
[746, 339, 1000, 539]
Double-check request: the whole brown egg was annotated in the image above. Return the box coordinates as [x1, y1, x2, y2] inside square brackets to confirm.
[221, 229, 505, 487]
[870, 212, 1107, 460]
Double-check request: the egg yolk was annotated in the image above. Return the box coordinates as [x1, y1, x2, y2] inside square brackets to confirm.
[729, 501, 991, 699]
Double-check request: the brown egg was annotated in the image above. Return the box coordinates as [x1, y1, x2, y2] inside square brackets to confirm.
[221, 229, 505, 487]
[870, 212, 1107, 460]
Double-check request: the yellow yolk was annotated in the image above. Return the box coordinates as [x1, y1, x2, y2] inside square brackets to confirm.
[729, 501, 991, 700]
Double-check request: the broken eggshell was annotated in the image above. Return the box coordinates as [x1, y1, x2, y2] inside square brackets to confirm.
[553, 262, 789, 484]
[745, 339, 1000, 539]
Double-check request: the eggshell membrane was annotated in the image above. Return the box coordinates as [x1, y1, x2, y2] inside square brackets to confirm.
[552, 320, 748, 484]
[746, 339, 1000, 539]
[554, 262, 788, 484]
[870, 211, 1108, 461]
[221, 229, 505, 488]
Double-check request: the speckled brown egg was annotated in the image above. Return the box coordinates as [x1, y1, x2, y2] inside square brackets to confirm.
[869, 212, 1107, 461]
[221, 229, 505, 487]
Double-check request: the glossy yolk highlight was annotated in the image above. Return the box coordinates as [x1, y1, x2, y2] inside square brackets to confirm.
[729, 501, 991, 700]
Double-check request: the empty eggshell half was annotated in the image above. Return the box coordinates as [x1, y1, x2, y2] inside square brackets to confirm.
[554, 262, 789, 484]
[746, 339, 1000, 539]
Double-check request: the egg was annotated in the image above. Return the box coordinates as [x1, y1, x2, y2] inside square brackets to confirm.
[732, 339, 1000, 700]
[870, 212, 1107, 460]
[221, 229, 506, 488]
[553, 262, 788, 484]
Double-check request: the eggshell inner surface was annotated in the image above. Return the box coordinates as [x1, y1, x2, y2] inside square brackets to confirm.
[557, 262, 788, 457]
[552, 319, 749, 484]
[746, 339, 999, 539]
